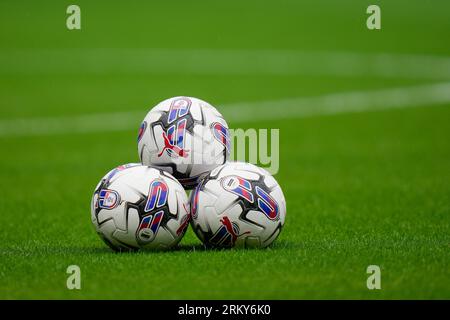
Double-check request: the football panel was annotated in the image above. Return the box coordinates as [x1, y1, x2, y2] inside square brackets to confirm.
[112, 207, 141, 248]
[268, 185, 287, 225]
[262, 223, 283, 248]
[98, 219, 138, 251]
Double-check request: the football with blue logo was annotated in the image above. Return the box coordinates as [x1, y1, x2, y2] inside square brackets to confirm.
[190, 162, 286, 248]
[137, 96, 230, 189]
[91, 164, 190, 251]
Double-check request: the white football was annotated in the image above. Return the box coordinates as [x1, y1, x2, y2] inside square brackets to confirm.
[137, 96, 230, 189]
[91, 163, 190, 251]
[190, 162, 286, 248]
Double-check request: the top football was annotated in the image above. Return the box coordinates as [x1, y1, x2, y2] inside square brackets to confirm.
[138, 96, 230, 189]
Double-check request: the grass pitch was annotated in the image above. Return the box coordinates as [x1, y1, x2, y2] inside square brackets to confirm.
[0, 0, 449, 299]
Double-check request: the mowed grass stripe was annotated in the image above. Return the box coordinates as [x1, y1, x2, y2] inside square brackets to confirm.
[1, 49, 450, 80]
[0, 82, 449, 137]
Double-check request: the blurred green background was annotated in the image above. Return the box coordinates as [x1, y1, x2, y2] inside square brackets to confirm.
[0, 0, 449, 299]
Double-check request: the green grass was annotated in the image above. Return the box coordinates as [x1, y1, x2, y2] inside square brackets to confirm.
[0, 0, 449, 299]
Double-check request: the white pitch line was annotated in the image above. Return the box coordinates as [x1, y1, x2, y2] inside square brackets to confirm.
[1, 82, 449, 137]
[223, 82, 450, 121]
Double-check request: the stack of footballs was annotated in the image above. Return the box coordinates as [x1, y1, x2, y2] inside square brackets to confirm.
[91, 96, 286, 251]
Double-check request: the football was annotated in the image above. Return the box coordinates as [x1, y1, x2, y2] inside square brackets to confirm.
[190, 162, 287, 248]
[91, 163, 190, 251]
[137, 96, 230, 189]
